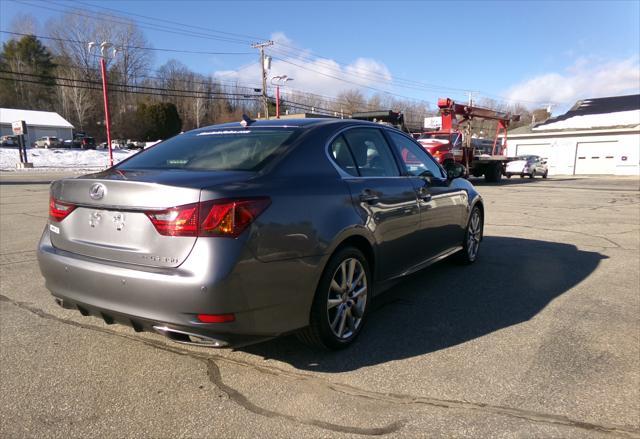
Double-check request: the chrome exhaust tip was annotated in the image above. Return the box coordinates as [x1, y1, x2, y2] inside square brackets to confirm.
[152, 325, 228, 347]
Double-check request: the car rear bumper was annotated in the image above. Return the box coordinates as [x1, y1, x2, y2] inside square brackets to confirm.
[37, 228, 322, 346]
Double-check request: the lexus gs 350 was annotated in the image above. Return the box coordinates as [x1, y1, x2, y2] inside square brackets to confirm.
[38, 118, 484, 349]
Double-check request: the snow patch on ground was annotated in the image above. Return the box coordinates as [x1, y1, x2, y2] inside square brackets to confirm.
[0, 147, 140, 172]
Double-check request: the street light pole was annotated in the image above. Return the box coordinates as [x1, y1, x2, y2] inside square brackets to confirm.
[270, 75, 294, 119]
[90, 41, 117, 167]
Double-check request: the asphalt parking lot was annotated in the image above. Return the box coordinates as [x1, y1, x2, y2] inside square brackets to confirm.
[1, 174, 638, 438]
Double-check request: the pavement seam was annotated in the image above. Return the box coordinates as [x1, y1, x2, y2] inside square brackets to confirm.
[2, 294, 639, 438]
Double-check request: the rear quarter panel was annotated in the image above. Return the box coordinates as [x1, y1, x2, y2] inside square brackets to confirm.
[238, 124, 369, 263]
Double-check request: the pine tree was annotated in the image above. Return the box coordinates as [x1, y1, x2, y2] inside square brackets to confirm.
[0, 35, 56, 109]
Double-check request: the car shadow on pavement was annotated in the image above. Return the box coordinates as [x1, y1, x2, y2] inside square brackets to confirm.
[241, 236, 606, 372]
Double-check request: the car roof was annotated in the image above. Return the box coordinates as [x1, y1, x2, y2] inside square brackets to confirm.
[189, 117, 394, 134]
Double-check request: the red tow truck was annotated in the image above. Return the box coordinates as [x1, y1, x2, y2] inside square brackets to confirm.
[417, 98, 520, 182]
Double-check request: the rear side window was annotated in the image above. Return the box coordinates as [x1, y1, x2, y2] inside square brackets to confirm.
[330, 135, 358, 176]
[387, 131, 445, 179]
[117, 129, 296, 172]
[342, 128, 399, 177]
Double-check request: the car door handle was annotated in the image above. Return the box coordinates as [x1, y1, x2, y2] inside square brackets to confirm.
[359, 190, 380, 204]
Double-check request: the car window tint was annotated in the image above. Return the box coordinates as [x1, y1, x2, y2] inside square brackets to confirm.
[387, 131, 444, 178]
[329, 135, 359, 176]
[343, 128, 399, 177]
[117, 129, 297, 172]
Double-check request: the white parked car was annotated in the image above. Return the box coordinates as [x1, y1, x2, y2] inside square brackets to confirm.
[35, 136, 61, 148]
[1, 135, 18, 147]
[505, 155, 548, 179]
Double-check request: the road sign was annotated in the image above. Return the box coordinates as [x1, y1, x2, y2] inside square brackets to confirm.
[12, 120, 27, 136]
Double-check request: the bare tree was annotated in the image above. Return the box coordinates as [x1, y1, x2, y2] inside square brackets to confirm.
[9, 13, 39, 36]
[334, 89, 366, 115]
[55, 61, 96, 130]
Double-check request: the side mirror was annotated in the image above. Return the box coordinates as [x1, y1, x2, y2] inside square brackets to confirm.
[445, 162, 466, 180]
[541, 160, 547, 165]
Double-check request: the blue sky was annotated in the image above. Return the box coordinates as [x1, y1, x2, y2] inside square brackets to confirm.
[1, 0, 639, 113]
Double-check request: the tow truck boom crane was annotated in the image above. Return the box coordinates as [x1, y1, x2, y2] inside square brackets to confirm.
[418, 98, 520, 182]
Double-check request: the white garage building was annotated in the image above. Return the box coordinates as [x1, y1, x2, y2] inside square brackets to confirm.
[504, 94, 639, 176]
[0, 108, 74, 146]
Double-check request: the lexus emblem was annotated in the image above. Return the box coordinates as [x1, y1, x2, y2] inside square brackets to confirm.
[89, 183, 106, 200]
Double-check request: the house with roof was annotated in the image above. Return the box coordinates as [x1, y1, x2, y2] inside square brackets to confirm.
[0, 108, 74, 147]
[503, 94, 639, 175]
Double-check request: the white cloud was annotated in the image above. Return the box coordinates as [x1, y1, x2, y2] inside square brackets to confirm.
[213, 32, 392, 97]
[505, 56, 640, 108]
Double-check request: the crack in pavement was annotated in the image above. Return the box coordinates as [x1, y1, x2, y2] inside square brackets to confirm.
[0, 294, 405, 436]
[205, 361, 405, 436]
[1, 294, 639, 438]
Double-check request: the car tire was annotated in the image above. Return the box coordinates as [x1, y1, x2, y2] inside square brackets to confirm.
[543, 170, 548, 179]
[454, 205, 483, 265]
[529, 170, 536, 179]
[520, 174, 524, 178]
[506, 173, 512, 179]
[297, 246, 371, 350]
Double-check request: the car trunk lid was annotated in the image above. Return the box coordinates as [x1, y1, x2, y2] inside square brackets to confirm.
[48, 169, 254, 268]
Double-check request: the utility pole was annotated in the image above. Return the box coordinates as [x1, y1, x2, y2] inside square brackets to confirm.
[252, 41, 273, 119]
[467, 91, 477, 107]
[465, 91, 476, 152]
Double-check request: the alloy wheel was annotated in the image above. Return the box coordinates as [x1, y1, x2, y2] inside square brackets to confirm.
[467, 209, 482, 260]
[326, 258, 367, 340]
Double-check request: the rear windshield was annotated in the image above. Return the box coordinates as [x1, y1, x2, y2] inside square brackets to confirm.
[117, 129, 297, 172]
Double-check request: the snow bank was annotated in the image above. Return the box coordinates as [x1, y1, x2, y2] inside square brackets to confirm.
[0, 147, 140, 171]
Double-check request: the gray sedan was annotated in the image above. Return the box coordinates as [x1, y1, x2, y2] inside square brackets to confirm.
[38, 118, 484, 349]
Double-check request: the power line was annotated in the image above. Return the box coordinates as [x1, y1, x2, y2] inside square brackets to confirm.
[58, 0, 471, 95]
[0, 30, 253, 56]
[0, 75, 262, 102]
[0, 72, 341, 115]
[37, 58, 265, 93]
[46, 60, 411, 114]
[64, 0, 531, 104]
[0, 70, 262, 98]
[14, 0, 254, 45]
[15, 0, 563, 107]
[10, 0, 443, 103]
[273, 56, 431, 105]
[71, 0, 266, 43]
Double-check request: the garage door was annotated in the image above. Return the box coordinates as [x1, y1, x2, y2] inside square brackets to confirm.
[515, 143, 552, 160]
[34, 128, 59, 138]
[574, 141, 617, 175]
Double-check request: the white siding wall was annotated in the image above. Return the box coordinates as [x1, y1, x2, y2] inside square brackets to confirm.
[506, 132, 639, 175]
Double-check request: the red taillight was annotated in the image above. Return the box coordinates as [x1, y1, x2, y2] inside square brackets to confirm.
[145, 203, 199, 236]
[197, 313, 235, 323]
[145, 197, 270, 238]
[49, 196, 76, 222]
[199, 198, 271, 237]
